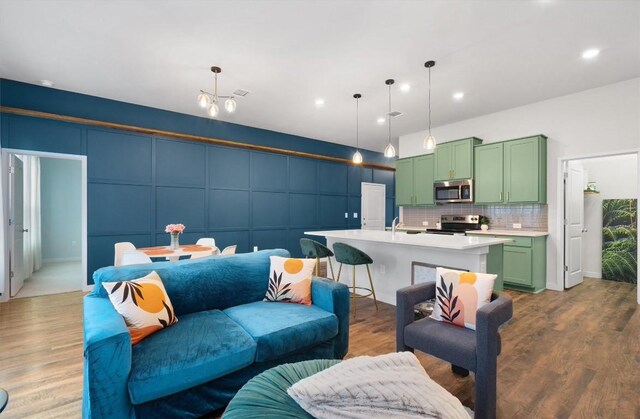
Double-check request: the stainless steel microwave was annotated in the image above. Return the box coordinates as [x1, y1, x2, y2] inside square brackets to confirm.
[434, 179, 473, 203]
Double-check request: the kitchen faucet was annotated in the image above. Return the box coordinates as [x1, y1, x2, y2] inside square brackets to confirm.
[391, 217, 399, 234]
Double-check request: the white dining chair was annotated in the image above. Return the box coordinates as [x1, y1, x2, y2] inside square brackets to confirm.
[114, 242, 136, 266]
[190, 250, 214, 260]
[221, 245, 237, 255]
[120, 251, 153, 266]
[196, 238, 216, 248]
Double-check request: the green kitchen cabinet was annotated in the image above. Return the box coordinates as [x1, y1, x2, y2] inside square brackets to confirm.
[474, 135, 547, 204]
[395, 158, 414, 206]
[468, 233, 547, 293]
[434, 137, 483, 181]
[395, 154, 434, 206]
[504, 135, 547, 204]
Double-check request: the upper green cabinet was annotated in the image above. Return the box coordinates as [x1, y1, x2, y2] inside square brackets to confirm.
[395, 154, 434, 206]
[474, 135, 547, 204]
[434, 137, 483, 181]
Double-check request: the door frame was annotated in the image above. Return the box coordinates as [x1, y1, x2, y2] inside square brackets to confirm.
[556, 148, 640, 304]
[1, 149, 88, 302]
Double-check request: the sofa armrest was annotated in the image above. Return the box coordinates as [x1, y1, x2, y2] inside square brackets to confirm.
[311, 277, 350, 359]
[83, 294, 135, 419]
[396, 282, 436, 352]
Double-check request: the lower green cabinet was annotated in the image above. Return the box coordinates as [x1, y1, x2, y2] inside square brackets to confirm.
[469, 233, 547, 293]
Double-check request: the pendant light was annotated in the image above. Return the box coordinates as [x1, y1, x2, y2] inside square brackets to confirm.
[198, 66, 238, 118]
[383, 79, 396, 158]
[352, 93, 363, 165]
[423, 60, 436, 150]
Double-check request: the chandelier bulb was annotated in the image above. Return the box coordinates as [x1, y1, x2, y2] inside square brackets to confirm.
[225, 98, 237, 113]
[197, 93, 211, 108]
[384, 143, 396, 158]
[207, 102, 220, 118]
[352, 150, 363, 165]
[423, 134, 436, 150]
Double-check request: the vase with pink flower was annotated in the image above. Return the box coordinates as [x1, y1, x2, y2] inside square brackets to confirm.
[165, 224, 185, 249]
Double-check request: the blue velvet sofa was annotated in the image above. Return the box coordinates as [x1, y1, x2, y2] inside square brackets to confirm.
[83, 249, 350, 419]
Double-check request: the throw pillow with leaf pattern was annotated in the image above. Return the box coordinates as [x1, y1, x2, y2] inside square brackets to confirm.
[263, 256, 316, 305]
[430, 267, 496, 330]
[103, 271, 178, 344]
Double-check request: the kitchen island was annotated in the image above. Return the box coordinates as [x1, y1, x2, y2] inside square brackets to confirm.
[305, 229, 512, 305]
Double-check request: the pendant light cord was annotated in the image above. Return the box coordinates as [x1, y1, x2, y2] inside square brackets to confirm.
[356, 97, 359, 150]
[428, 66, 432, 135]
[388, 83, 392, 143]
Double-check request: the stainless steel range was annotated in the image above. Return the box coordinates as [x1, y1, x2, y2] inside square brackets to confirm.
[426, 215, 481, 235]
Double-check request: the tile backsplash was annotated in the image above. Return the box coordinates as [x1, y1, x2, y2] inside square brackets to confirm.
[401, 204, 548, 231]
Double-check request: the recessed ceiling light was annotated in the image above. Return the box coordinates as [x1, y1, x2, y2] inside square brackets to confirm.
[400, 83, 411, 92]
[377, 117, 385, 125]
[40, 80, 55, 87]
[581, 48, 600, 59]
[314, 98, 325, 107]
[453, 92, 465, 100]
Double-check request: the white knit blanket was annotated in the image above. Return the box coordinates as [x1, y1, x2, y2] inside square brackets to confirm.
[287, 352, 473, 419]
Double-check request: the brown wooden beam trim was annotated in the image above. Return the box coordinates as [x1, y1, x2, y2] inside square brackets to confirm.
[0, 106, 396, 172]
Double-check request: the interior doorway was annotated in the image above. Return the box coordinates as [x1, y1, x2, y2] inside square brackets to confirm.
[361, 182, 386, 230]
[2, 149, 87, 300]
[559, 151, 638, 302]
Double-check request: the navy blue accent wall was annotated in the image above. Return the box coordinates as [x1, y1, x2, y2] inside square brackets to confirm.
[1, 79, 396, 284]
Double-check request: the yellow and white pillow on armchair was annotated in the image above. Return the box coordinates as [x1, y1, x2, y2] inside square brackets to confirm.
[431, 267, 496, 330]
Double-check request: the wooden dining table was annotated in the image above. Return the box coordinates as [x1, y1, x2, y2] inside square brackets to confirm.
[137, 244, 218, 262]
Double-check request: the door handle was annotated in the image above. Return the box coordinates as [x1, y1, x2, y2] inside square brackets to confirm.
[506, 192, 510, 201]
[499, 192, 503, 201]
[22, 228, 29, 233]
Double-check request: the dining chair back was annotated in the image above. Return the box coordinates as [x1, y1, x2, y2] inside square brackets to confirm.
[221, 245, 237, 255]
[114, 242, 136, 266]
[196, 238, 216, 248]
[190, 250, 214, 260]
[120, 251, 153, 266]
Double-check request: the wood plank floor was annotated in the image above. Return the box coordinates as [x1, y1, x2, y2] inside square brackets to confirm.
[0, 278, 638, 418]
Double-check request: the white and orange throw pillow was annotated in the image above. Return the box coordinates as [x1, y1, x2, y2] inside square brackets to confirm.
[431, 267, 496, 330]
[103, 271, 178, 345]
[263, 256, 316, 305]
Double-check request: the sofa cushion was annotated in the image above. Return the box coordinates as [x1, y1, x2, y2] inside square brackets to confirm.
[128, 309, 256, 405]
[223, 301, 338, 362]
[92, 248, 290, 316]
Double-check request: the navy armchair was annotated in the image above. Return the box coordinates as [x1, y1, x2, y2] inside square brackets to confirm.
[397, 282, 513, 419]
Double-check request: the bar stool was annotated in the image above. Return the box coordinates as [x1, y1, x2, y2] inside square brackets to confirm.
[299, 238, 335, 280]
[332, 242, 378, 316]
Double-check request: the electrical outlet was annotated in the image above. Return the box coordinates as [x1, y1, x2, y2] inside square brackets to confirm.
[353, 212, 358, 218]
[345, 212, 348, 218]
[379, 265, 386, 274]
[422, 221, 429, 226]
[513, 223, 522, 229]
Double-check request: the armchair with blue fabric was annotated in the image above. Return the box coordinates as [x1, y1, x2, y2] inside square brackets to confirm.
[83, 248, 350, 419]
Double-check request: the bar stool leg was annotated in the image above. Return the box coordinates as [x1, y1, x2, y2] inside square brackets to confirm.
[352, 265, 357, 317]
[365, 264, 378, 311]
[315, 257, 320, 277]
[337, 263, 343, 282]
[328, 257, 336, 281]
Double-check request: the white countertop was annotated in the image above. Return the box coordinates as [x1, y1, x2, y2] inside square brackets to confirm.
[305, 229, 512, 250]
[466, 229, 549, 237]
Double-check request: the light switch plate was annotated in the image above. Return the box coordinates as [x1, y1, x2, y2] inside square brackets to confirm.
[513, 223, 522, 229]
[345, 212, 348, 218]
[353, 213, 358, 218]
[422, 221, 429, 226]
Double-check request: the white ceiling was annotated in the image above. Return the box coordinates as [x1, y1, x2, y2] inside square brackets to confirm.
[0, 0, 638, 153]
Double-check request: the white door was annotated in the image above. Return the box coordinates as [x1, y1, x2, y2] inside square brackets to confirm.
[361, 182, 386, 230]
[564, 161, 585, 288]
[10, 155, 26, 297]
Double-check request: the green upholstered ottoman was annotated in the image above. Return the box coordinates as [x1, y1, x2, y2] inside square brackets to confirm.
[223, 359, 340, 418]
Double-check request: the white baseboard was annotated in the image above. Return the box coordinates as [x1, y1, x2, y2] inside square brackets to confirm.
[43, 257, 82, 263]
[83, 284, 94, 293]
[583, 271, 602, 279]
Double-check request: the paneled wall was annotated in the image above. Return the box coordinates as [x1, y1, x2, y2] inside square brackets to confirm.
[1, 113, 395, 284]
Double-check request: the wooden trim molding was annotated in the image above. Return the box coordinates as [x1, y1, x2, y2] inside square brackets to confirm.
[0, 106, 396, 171]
